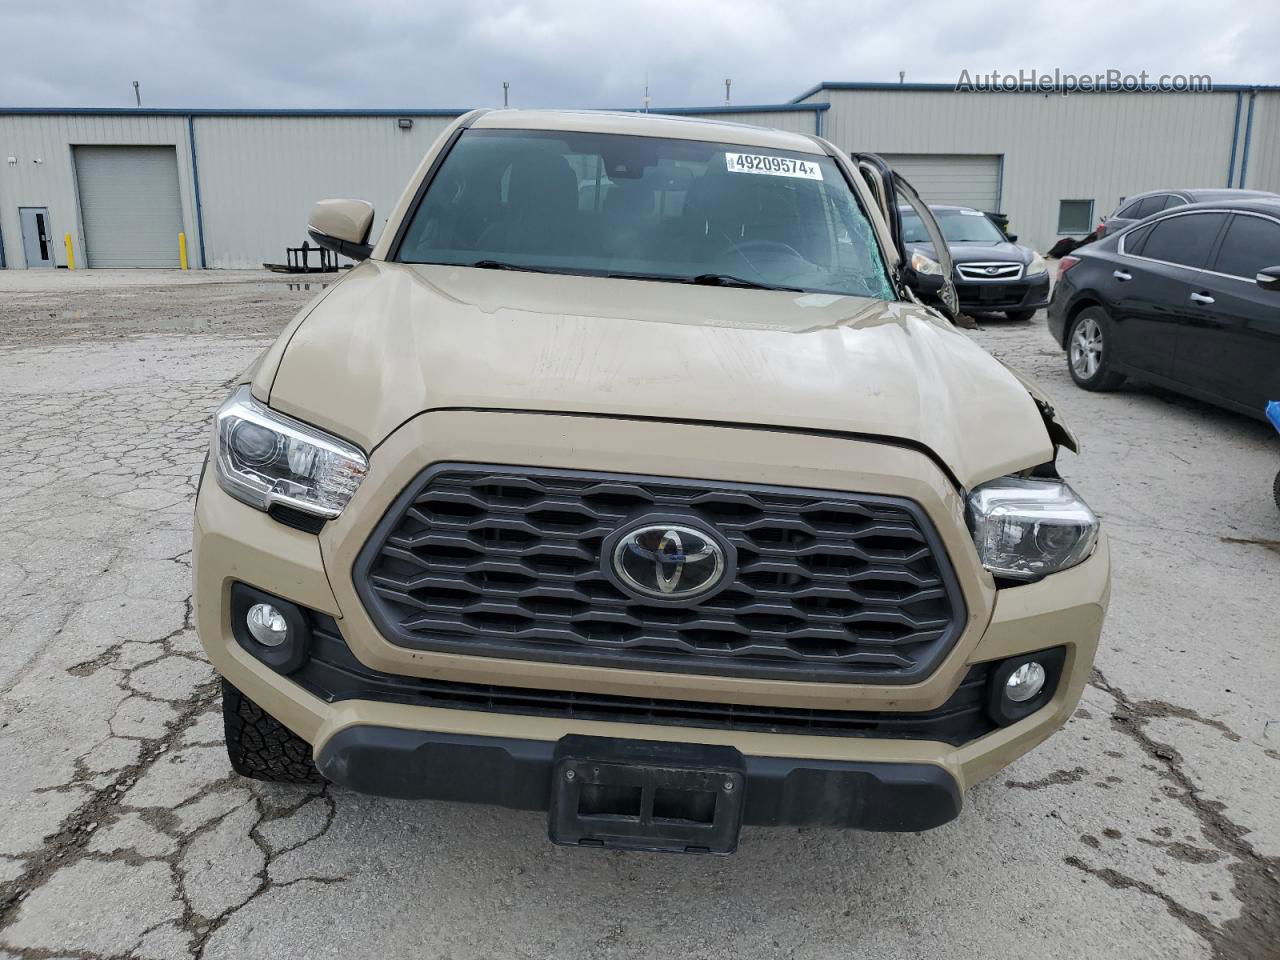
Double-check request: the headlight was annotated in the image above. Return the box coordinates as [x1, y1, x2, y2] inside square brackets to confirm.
[966, 477, 1098, 581]
[212, 385, 367, 518]
[1025, 253, 1048, 276]
[910, 250, 943, 276]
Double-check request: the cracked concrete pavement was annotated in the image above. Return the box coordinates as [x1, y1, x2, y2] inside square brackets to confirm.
[0, 269, 1276, 959]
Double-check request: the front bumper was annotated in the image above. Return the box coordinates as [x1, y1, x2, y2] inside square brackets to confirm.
[316, 726, 961, 832]
[194, 409, 1110, 827]
[954, 272, 1050, 313]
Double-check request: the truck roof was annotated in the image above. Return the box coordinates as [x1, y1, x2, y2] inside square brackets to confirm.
[471, 108, 826, 154]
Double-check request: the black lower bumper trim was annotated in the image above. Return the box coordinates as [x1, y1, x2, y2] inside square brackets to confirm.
[315, 725, 962, 833]
[955, 277, 1050, 312]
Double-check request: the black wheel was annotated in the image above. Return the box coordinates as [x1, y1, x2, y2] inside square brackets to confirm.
[1067, 307, 1126, 391]
[1273, 470, 1280, 513]
[221, 679, 319, 783]
[1005, 309, 1037, 322]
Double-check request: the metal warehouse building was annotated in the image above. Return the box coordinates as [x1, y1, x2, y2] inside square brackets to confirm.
[2, 82, 1278, 270]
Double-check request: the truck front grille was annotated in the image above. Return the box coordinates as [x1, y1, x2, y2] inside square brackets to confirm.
[354, 465, 966, 684]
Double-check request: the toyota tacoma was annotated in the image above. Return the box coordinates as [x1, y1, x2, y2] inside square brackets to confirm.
[194, 110, 1109, 854]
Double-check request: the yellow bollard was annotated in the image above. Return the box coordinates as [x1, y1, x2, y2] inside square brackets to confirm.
[64, 233, 75, 270]
[178, 232, 189, 270]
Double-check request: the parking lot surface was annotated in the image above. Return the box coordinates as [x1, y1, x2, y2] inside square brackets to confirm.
[0, 269, 1276, 960]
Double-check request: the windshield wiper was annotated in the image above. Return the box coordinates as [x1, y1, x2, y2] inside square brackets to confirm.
[467, 259, 551, 273]
[466, 263, 801, 291]
[689, 273, 802, 292]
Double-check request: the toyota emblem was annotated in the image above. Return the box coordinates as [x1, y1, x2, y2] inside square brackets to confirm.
[606, 522, 732, 602]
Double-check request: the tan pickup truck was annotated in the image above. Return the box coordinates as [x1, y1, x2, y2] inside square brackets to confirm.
[194, 109, 1108, 854]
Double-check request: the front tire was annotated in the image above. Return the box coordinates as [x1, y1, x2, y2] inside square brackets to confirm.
[1273, 470, 1280, 513]
[1005, 309, 1036, 322]
[221, 679, 320, 783]
[1067, 308, 1126, 391]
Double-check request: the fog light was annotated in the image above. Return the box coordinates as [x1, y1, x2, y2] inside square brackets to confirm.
[246, 603, 288, 648]
[1005, 661, 1047, 702]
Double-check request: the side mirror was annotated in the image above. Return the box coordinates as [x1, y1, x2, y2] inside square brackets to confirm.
[1256, 266, 1280, 292]
[1006, 234, 1019, 243]
[307, 199, 374, 261]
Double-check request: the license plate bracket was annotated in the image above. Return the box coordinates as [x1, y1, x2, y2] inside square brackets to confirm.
[549, 736, 746, 854]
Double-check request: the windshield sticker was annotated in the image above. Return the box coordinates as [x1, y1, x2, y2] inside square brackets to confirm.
[725, 152, 823, 180]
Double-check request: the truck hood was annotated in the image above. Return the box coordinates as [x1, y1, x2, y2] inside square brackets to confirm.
[260, 260, 1053, 489]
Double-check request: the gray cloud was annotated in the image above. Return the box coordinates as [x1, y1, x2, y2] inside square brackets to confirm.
[2, 0, 1276, 109]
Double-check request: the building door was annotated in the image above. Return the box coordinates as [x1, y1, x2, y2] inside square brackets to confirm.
[19, 207, 55, 268]
[878, 154, 1002, 212]
[73, 145, 184, 267]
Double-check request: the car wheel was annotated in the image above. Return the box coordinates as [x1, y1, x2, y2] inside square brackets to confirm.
[1067, 308, 1125, 391]
[1005, 309, 1036, 322]
[1274, 470, 1280, 514]
[221, 679, 320, 783]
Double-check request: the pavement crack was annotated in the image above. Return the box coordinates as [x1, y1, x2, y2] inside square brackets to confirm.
[180, 781, 348, 959]
[0, 678, 220, 934]
[1084, 667, 1280, 960]
[1220, 536, 1280, 557]
[1064, 855, 1218, 945]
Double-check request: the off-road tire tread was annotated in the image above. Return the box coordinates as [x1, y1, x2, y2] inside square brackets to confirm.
[221, 679, 320, 783]
[1273, 470, 1280, 513]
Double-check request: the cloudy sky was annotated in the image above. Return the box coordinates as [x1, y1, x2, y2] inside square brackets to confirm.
[2, 0, 1275, 109]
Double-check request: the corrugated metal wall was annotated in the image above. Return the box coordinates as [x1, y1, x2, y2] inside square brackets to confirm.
[800, 87, 1275, 253]
[1239, 92, 1280, 193]
[193, 115, 457, 268]
[0, 114, 200, 268]
[0, 112, 472, 268]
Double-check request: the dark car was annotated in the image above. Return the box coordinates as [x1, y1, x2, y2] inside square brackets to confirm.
[1099, 188, 1278, 238]
[901, 204, 1049, 321]
[1048, 198, 1280, 418]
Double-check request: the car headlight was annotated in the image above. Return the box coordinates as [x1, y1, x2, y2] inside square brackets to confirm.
[1025, 253, 1048, 276]
[910, 250, 943, 276]
[212, 385, 367, 519]
[966, 477, 1099, 581]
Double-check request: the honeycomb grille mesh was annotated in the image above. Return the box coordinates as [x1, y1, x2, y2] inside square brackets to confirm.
[355, 466, 965, 683]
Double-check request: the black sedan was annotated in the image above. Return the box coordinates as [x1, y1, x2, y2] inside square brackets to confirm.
[1048, 198, 1280, 418]
[1099, 187, 1277, 238]
[901, 205, 1049, 321]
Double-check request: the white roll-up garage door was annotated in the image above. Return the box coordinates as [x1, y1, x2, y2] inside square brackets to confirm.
[880, 154, 1001, 211]
[74, 146, 184, 267]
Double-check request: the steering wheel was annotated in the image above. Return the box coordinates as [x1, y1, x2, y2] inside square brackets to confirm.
[713, 239, 806, 262]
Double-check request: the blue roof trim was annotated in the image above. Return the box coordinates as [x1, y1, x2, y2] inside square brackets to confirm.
[792, 81, 1280, 101]
[621, 102, 828, 115]
[0, 107, 472, 117]
[790, 83, 831, 103]
[1, 102, 828, 119]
